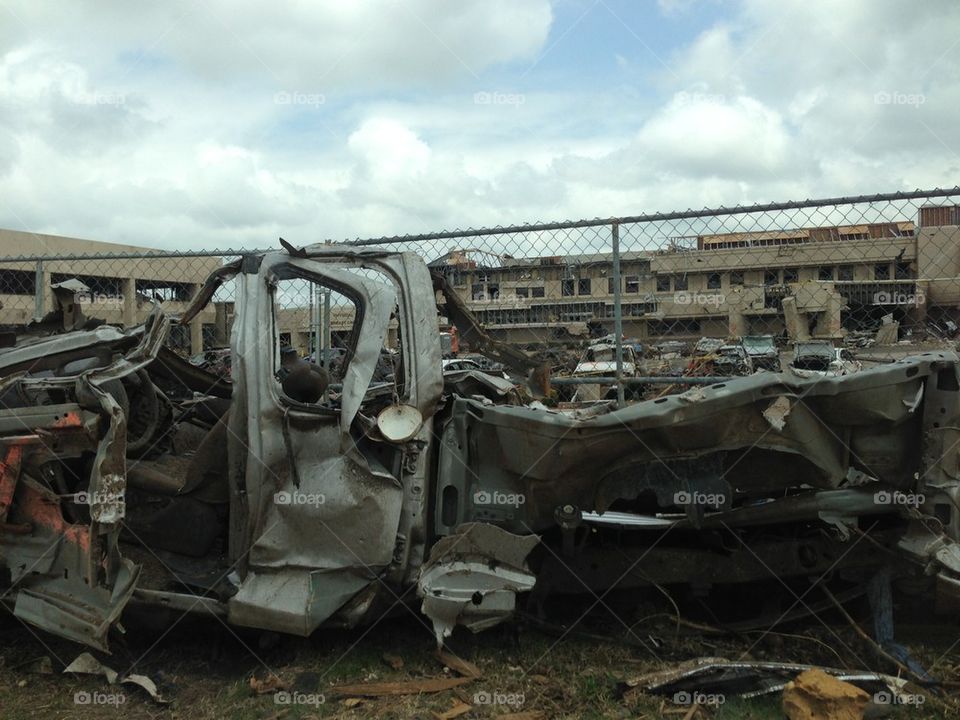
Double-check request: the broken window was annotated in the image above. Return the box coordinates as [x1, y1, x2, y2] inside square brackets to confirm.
[729, 271, 744, 286]
[168, 323, 190, 352]
[783, 267, 799, 284]
[271, 273, 361, 401]
[0, 269, 36, 295]
[561, 279, 575, 296]
[875, 263, 891, 280]
[656, 276, 671, 292]
[607, 276, 617, 294]
[818, 266, 834, 281]
[895, 261, 911, 279]
[648, 318, 701, 335]
[531, 286, 545, 298]
[706, 273, 721, 289]
[51, 273, 123, 297]
[577, 278, 591, 296]
[136, 279, 193, 302]
[837, 265, 854, 281]
[514, 287, 529, 298]
[764, 270, 779, 285]
[674, 275, 689, 291]
[625, 276, 640, 293]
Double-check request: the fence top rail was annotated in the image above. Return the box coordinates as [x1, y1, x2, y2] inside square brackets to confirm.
[0, 186, 957, 262]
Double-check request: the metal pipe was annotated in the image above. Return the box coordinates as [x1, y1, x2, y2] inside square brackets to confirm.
[33, 259, 43, 321]
[322, 289, 331, 365]
[0, 249, 272, 262]
[611, 222, 624, 407]
[345, 186, 960, 246]
[0, 187, 955, 261]
[549, 376, 733, 385]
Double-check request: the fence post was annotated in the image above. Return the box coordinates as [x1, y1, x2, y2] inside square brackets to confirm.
[612, 222, 625, 407]
[322, 289, 331, 365]
[33, 259, 44, 321]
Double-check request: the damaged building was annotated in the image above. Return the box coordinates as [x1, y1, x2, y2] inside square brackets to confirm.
[430, 207, 960, 343]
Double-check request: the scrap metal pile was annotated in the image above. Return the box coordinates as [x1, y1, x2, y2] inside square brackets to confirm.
[0, 244, 958, 712]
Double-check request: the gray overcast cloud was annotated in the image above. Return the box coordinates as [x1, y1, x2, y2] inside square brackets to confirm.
[0, 0, 957, 250]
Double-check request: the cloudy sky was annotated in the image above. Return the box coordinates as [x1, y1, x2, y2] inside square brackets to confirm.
[0, 0, 958, 251]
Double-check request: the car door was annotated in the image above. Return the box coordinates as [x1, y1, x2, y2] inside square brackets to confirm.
[225, 249, 443, 635]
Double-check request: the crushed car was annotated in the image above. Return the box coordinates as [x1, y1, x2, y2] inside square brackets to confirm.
[0, 243, 958, 658]
[569, 339, 639, 401]
[790, 341, 861, 378]
[741, 334, 781, 371]
[712, 342, 754, 376]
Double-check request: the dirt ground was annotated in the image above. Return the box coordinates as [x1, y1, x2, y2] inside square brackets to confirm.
[0, 597, 957, 720]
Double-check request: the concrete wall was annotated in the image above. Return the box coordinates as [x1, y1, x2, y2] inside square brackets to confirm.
[0, 229, 220, 353]
[917, 226, 960, 305]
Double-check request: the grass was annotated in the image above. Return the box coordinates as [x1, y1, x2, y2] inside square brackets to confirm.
[0, 607, 957, 719]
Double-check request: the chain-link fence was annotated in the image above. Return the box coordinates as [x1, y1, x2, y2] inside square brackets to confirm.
[2, 187, 959, 386]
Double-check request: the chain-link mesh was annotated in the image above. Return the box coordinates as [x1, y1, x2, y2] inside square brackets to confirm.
[1, 188, 958, 384]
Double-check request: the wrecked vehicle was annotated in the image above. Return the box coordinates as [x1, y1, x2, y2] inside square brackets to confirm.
[790, 341, 861, 378]
[1, 243, 959, 655]
[714, 343, 753, 375]
[741, 334, 781, 371]
[687, 340, 753, 377]
[189, 346, 232, 379]
[569, 340, 639, 401]
[693, 337, 724, 355]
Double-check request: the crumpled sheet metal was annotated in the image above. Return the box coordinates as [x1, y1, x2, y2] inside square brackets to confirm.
[437, 353, 949, 534]
[14, 557, 140, 652]
[418, 523, 539, 644]
[626, 657, 906, 701]
[2, 309, 169, 651]
[0, 325, 130, 375]
[64, 651, 168, 704]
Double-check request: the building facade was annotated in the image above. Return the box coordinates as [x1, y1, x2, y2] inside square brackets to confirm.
[431, 208, 960, 345]
[0, 229, 220, 353]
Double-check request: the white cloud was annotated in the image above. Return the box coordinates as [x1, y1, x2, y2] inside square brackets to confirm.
[636, 93, 791, 179]
[348, 118, 431, 179]
[0, 0, 957, 253]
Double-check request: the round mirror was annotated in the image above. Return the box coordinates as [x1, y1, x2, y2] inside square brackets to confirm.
[376, 404, 423, 443]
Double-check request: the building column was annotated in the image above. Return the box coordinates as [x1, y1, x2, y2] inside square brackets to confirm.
[187, 283, 203, 353]
[782, 296, 810, 342]
[41, 268, 54, 321]
[214, 303, 230, 346]
[122, 277, 136, 327]
[727, 307, 747, 337]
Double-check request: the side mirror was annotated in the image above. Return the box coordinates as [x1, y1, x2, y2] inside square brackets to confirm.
[376, 404, 423, 443]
